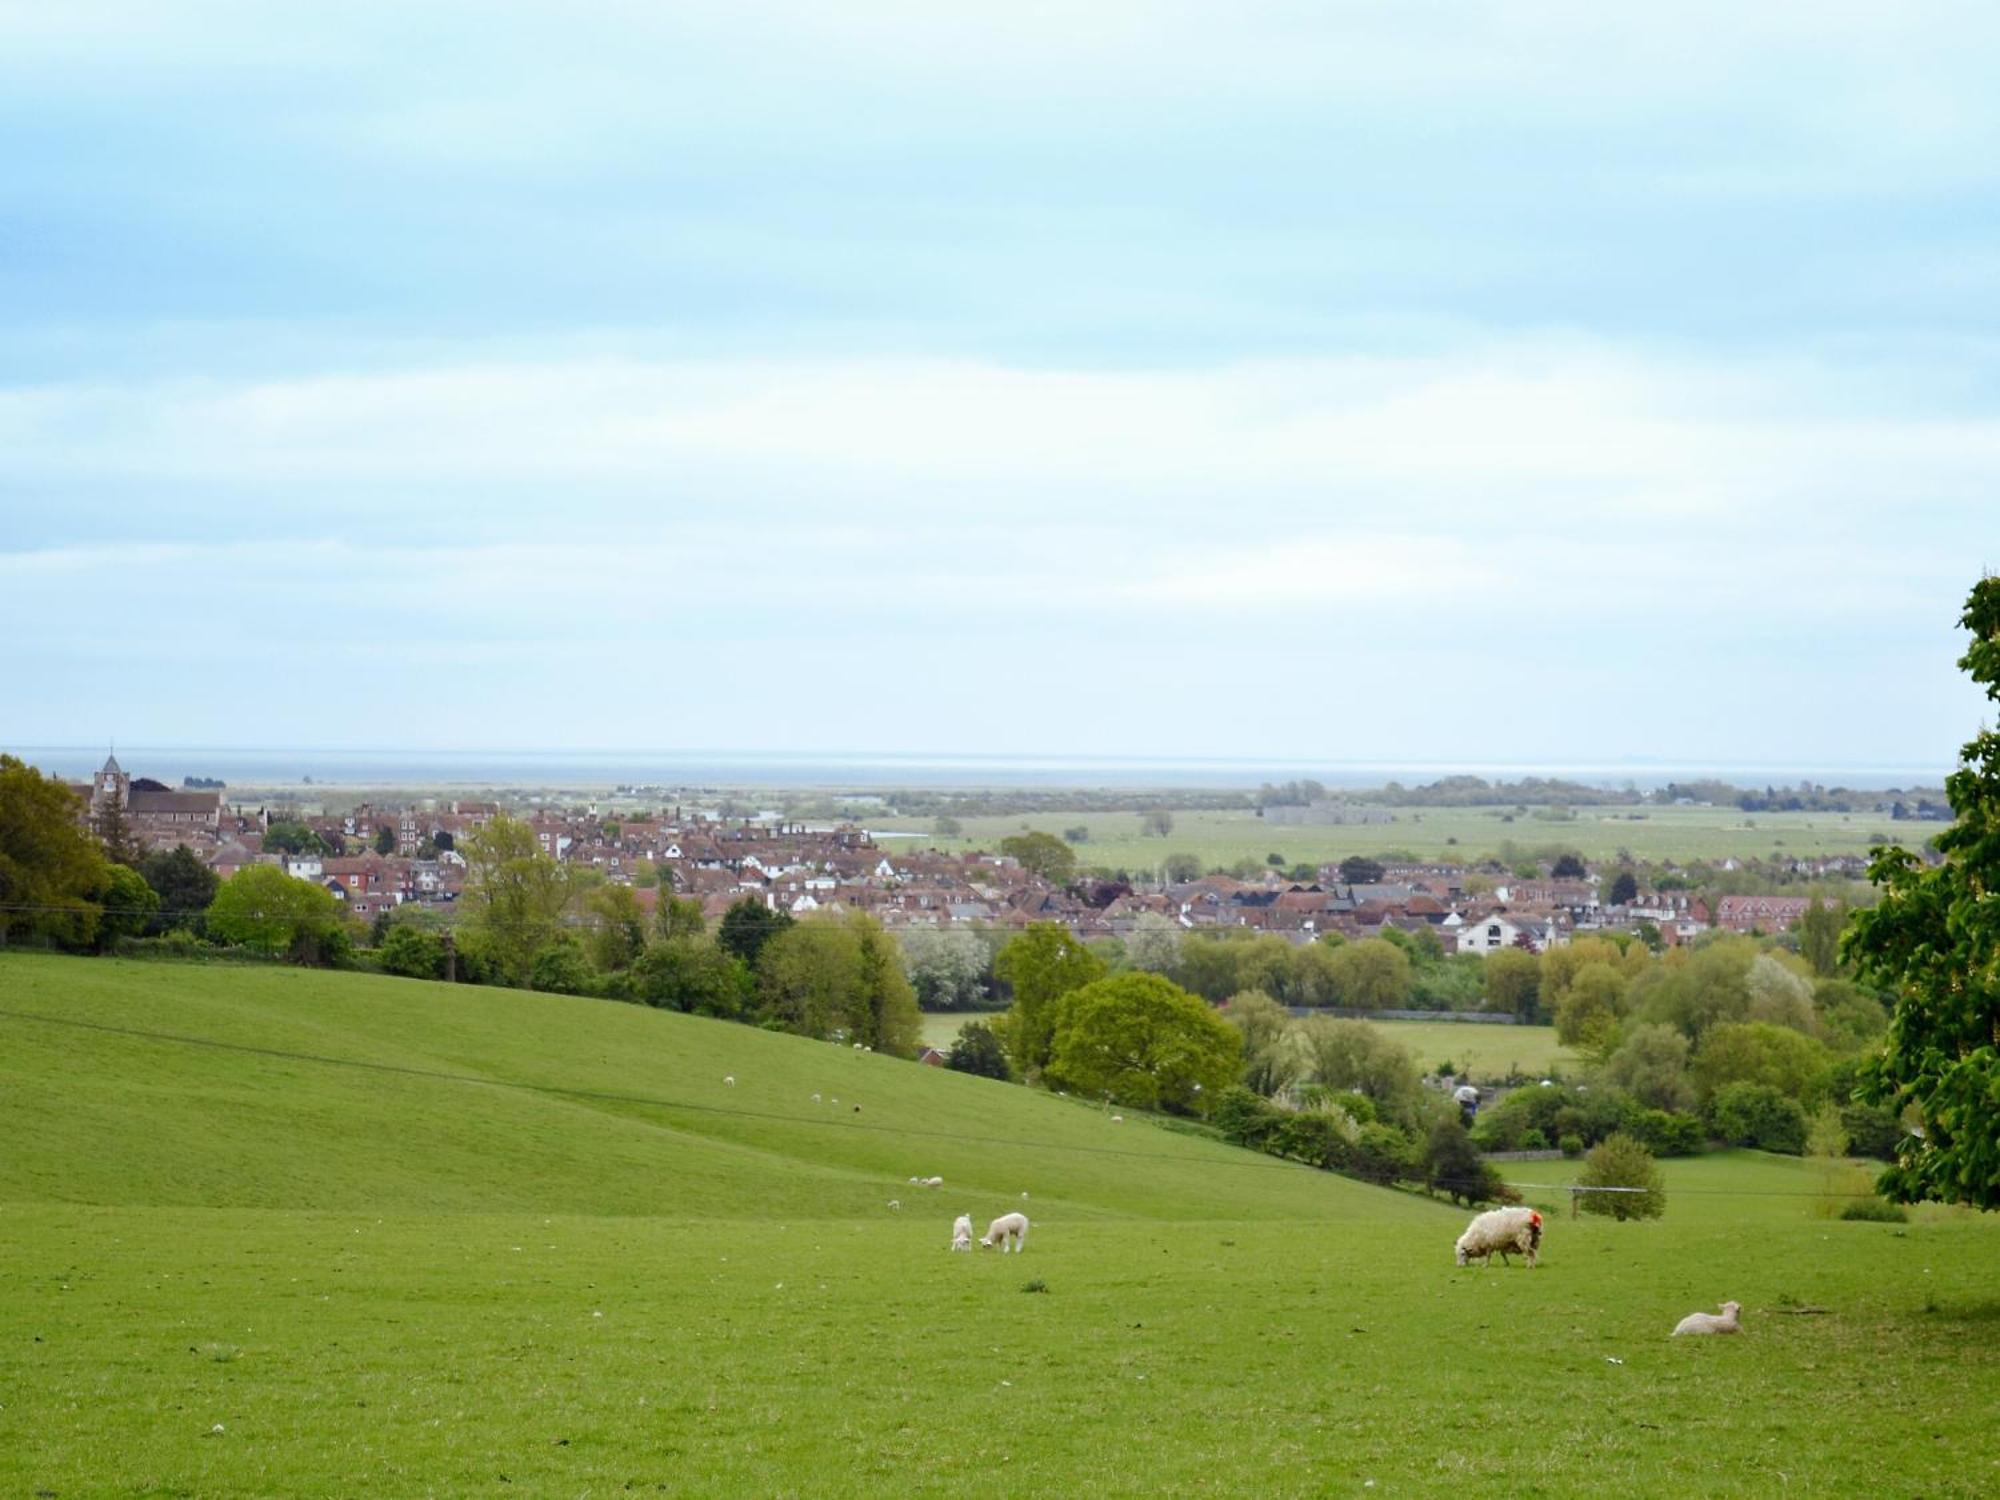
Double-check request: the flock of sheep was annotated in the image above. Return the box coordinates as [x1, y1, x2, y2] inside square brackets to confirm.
[755, 1072, 1737, 1336]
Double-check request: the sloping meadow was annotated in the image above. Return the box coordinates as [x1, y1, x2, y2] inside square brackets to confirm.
[2, 954, 1995, 1495]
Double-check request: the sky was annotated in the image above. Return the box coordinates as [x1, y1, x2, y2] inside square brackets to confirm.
[3, 1, 1997, 775]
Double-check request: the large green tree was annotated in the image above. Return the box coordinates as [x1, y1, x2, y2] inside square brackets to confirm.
[992, 922, 1106, 1076]
[999, 831, 1078, 886]
[1044, 972, 1240, 1113]
[0, 756, 110, 948]
[1844, 577, 2000, 1209]
[139, 844, 220, 933]
[717, 896, 791, 964]
[206, 864, 350, 963]
[459, 814, 576, 986]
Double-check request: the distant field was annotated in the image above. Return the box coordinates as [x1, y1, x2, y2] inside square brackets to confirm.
[921, 1012, 1576, 1084]
[5, 954, 1996, 1496]
[873, 803, 1903, 869]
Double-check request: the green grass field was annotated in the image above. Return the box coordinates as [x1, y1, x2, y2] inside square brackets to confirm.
[876, 803, 1902, 870]
[920, 1012, 1578, 1085]
[4, 954, 1997, 1496]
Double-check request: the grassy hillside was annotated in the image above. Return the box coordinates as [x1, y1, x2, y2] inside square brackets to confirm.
[4, 954, 1997, 1497]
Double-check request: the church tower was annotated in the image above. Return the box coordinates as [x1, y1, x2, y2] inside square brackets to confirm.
[93, 752, 129, 811]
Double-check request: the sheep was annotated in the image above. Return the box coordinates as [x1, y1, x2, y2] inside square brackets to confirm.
[1672, 1301, 1742, 1336]
[981, 1211, 1030, 1253]
[723, 1076, 735, 1086]
[887, 1199, 901, 1211]
[1454, 1207, 1543, 1269]
[921, 1176, 944, 1189]
[950, 1213, 974, 1251]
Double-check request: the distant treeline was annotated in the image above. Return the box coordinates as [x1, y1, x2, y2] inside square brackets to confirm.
[876, 788, 1258, 818]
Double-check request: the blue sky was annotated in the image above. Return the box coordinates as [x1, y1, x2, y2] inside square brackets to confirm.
[2, 2, 1996, 773]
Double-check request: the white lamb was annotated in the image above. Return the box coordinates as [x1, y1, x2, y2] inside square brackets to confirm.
[1672, 1301, 1742, 1336]
[981, 1211, 1030, 1253]
[921, 1176, 944, 1189]
[1454, 1206, 1543, 1269]
[950, 1213, 974, 1251]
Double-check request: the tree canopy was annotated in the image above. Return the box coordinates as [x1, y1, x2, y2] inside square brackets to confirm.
[459, 814, 576, 986]
[206, 864, 349, 964]
[0, 755, 109, 948]
[1845, 577, 2000, 1209]
[999, 831, 1078, 886]
[993, 923, 1106, 1075]
[1044, 972, 1240, 1113]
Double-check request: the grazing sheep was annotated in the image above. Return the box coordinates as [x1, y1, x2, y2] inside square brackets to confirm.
[921, 1176, 944, 1189]
[1454, 1207, 1543, 1269]
[981, 1211, 1030, 1253]
[723, 1076, 735, 1086]
[1110, 1115, 1124, 1123]
[887, 1200, 901, 1211]
[950, 1213, 974, 1251]
[1672, 1301, 1742, 1336]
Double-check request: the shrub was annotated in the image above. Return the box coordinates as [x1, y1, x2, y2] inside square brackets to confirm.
[1708, 1082, 1809, 1155]
[1840, 1198, 1908, 1223]
[1558, 1133, 1584, 1158]
[528, 936, 592, 995]
[1425, 1118, 1506, 1205]
[1576, 1132, 1666, 1220]
[378, 924, 447, 981]
[1628, 1108, 1706, 1157]
[945, 1020, 1010, 1081]
[1520, 1128, 1549, 1151]
[1351, 1123, 1414, 1186]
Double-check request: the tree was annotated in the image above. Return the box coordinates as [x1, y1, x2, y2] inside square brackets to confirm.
[1337, 855, 1385, 886]
[93, 863, 160, 950]
[1327, 938, 1413, 1010]
[1601, 1023, 1695, 1113]
[92, 792, 140, 867]
[1689, 1021, 1829, 1105]
[754, 919, 861, 1038]
[1044, 972, 1240, 1113]
[657, 892, 708, 942]
[993, 923, 1106, 1075]
[1125, 912, 1182, 975]
[373, 824, 397, 856]
[1607, 870, 1639, 906]
[378, 922, 448, 980]
[1553, 962, 1626, 1050]
[630, 937, 749, 1017]
[847, 911, 923, 1056]
[1227, 989, 1302, 1096]
[946, 1020, 1010, 1080]
[999, 831, 1078, 885]
[1551, 852, 1587, 880]
[1424, 1117, 1506, 1206]
[262, 820, 325, 856]
[585, 884, 649, 973]
[1294, 1018, 1423, 1127]
[205, 864, 350, 964]
[139, 844, 219, 933]
[1795, 895, 1847, 976]
[717, 896, 792, 964]
[931, 815, 963, 839]
[0, 756, 110, 948]
[1141, 809, 1174, 838]
[900, 927, 990, 1009]
[1481, 946, 1541, 1019]
[1162, 852, 1202, 883]
[1707, 1082, 1808, 1154]
[1576, 1133, 1666, 1219]
[459, 815, 576, 986]
[529, 935, 593, 994]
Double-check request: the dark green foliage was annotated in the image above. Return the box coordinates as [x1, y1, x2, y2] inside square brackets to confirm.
[373, 825, 397, 856]
[1425, 1118, 1506, 1205]
[93, 864, 160, 951]
[630, 939, 750, 1018]
[528, 936, 592, 995]
[378, 924, 448, 981]
[1551, 853, 1586, 879]
[944, 1020, 1010, 1080]
[1577, 1132, 1666, 1219]
[716, 897, 790, 964]
[1558, 1133, 1584, 1158]
[140, 852, 222, 936]
[1352, 1123, 1414, 1186]
[1707, 1082, 1809, 1155]
[1628, 1108, 1706, 1157]
[0, 754, 110, 948]
[262, 820, 326, 856]
[1608, 870, 1639, 906]
[1337, 855, 1385, 885]
[1842, 577, 2000, 1209]
[1473, 1082, 1635, 1153]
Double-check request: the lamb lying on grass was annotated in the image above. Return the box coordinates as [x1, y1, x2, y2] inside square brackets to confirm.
[950, 1214, 973, 1251]
[981, 1212, 1030, 1253]
[1672, 1301, 1742, 1336]
[1454, 1206, 1542, 1269]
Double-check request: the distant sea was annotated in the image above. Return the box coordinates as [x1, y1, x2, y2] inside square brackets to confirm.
[7, 746, 1951, 792]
